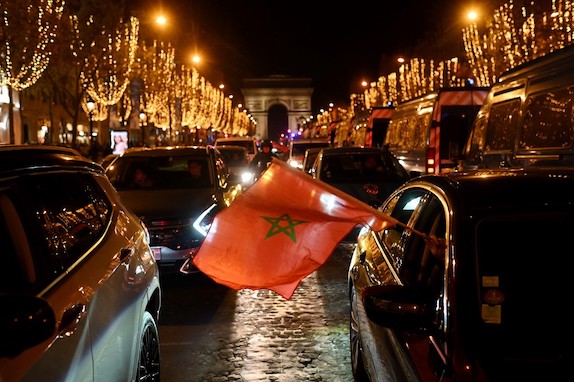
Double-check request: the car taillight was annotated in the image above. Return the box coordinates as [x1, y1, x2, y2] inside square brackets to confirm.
[426, 148, 436, 174]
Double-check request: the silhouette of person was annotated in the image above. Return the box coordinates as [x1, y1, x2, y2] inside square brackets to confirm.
[133, 167, 154, 188]
[188, 159, 204, 180]
[362, 155, 384, 174]
[250, 140, 277, 177]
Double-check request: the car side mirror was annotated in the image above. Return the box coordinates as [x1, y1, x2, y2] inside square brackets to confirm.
[0, 294, 56, 357]
[362, 285, 434, 334]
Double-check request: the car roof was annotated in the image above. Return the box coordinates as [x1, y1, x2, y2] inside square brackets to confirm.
[215, 137, 256, 142]
[320, 147, 391, 155]
[0, 145, 102, 176]
[118, 146, 215, 157]
[291, 138, 329, 144]
[215, 145, 247, 151]
[410, 167, 574, 213]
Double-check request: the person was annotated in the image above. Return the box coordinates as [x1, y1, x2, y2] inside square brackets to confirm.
[250, 139, 277, 177]
[132, 167, 154, 188]
[187, 159, 206, 182]
[113, 134, 128, 155]
[362, 154, 384, 174]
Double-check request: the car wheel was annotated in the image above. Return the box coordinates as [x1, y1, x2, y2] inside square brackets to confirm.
[350, 287, 368, 381]
[137, 311, 161, 382]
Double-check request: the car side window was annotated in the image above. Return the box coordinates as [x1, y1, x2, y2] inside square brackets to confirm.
[400, 194, 446, 297]
[485, 98, 521, 152]
[2, 173, 111, 293]
[379, 188, 427, 270]
[521, 86, 574, 150]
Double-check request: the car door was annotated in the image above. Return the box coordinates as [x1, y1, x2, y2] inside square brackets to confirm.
[367, 186, 449, 381]
[1, 171, 147, 382]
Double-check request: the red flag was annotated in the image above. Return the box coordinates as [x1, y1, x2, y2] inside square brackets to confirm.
[192, 158, 398, 299]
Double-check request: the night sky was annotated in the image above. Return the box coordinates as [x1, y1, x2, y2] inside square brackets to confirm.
[134, 0, 501, 114]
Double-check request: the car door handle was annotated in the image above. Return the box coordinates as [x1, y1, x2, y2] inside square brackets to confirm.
[58, 303, 86, 338]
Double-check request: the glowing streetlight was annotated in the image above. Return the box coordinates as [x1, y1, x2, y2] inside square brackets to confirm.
[155, 15, 167, 26]
[86, 98, 95, 142]
[467, 10, 478, 22]
[139, 110, 146, 146]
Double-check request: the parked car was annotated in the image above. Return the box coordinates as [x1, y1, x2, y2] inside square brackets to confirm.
[348, 167, 573, 381]
[311, 146, 409, 209]
[0, 145, 161, 382]
[105, 146, 241, 275]
[463, 43, 574, 169]
[215, 136, 259, 163]
[215, 145, 256, 187]
[288, 138, 330, 170]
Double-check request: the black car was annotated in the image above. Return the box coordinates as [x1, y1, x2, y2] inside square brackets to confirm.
[348, 167, 573, 381]
[105, 146, 242, 274]
[311, 146, 410, 210]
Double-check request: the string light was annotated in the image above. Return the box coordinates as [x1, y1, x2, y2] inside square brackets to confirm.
[79, 16, 139, 106]
[0, 0, 65, 90]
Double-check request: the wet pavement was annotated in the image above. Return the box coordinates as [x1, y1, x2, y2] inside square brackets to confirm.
[159, 243, 356, 382]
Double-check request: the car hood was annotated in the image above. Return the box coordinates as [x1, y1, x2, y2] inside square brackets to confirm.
[118, 188, 217, 219]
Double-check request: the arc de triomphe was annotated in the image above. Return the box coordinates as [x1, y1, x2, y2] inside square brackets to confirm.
[241, 76, 313, 141]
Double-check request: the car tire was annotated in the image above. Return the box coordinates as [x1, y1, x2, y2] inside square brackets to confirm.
[137, 311, 161, 382]
[350, 287, 368, 381]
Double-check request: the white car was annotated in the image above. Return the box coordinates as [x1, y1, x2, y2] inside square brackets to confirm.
[0, 145, 161, 382]
[215, 136, 259, 163]
[288, 138, 330, 170]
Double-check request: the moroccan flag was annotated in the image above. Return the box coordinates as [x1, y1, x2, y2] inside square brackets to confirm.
[192, 158, 398, 299]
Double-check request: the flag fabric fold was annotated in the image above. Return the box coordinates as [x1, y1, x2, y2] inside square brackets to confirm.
[193, 158, 398, 299]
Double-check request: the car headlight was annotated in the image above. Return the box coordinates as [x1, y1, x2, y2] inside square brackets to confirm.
[241, 170, 255, 184]
[289, 160, 301, 168]
[193, 203, 218, 236]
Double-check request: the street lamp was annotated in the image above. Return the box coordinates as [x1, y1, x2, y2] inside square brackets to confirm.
[86, 97, 95, 145]
[139, 110, 146, 146]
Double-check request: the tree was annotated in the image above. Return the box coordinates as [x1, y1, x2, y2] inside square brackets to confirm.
[0, 0, 64, 143]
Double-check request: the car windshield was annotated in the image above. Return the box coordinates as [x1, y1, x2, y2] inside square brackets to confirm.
[219, 149, 248, 166]
[107, 156, 213, 190]
[320, 153, 408, 182]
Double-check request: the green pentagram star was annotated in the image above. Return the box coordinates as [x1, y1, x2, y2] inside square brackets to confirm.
[262, 213, 308, 243]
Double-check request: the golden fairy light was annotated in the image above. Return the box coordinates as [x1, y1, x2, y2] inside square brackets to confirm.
[0, 0, 65, 90]
[463, 0, 574, 86]
[80, 16, 139, 106]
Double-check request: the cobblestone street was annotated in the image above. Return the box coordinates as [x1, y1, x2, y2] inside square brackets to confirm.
[159, 243, 356, 382]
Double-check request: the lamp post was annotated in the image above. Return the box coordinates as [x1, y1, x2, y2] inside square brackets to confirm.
[86, 98, 95, 156]
[139, 110, 146, 146]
